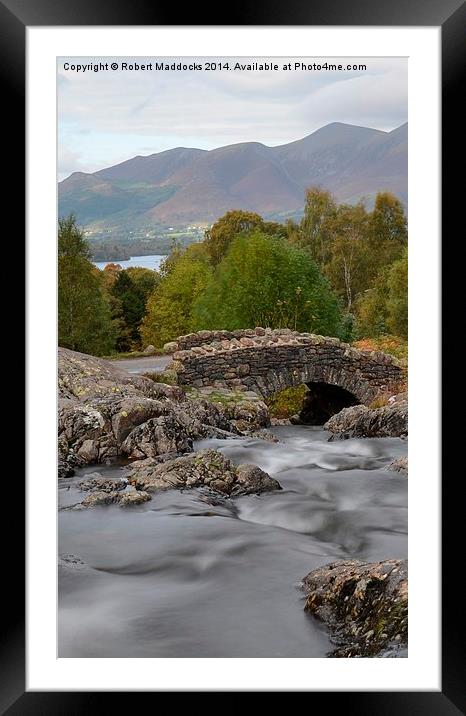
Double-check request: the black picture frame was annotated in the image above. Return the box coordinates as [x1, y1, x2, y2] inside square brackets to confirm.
[4, 0, 463, 710]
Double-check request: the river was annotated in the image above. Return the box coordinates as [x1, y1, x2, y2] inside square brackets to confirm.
[58, 425, 407, 657]
[93, 254, 167, 271]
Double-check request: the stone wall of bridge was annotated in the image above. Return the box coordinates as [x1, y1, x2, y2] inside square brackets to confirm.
[167, 328, 405, 405]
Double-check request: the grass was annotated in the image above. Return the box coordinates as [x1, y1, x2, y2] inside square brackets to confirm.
[266, 385, 307, 419]
[186, 388, 256, 406]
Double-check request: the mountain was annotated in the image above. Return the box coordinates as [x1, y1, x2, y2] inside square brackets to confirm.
[58, 122, 408, 231]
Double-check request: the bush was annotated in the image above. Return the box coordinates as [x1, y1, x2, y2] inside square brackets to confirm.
[194, 231, 343, 337]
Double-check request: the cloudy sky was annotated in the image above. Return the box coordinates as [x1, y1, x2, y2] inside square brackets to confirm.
[57, 57, 407, 181]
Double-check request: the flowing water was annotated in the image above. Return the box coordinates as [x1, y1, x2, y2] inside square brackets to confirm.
[58, 425, 407, 657]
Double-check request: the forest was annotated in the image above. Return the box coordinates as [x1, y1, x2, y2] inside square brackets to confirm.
[58, 187, 408, 359]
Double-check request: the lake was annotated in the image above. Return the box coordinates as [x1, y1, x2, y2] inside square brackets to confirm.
[93, 254, 167, 271]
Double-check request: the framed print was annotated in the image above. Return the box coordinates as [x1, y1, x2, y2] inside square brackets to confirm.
[3, 0, 463, 709]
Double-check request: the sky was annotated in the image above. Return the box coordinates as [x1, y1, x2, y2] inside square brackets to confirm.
[57, 56, 407, 181]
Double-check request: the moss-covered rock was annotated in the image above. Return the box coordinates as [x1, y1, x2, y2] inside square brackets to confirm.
[126, 449, 282, 497]
[302, 558, 408, 657]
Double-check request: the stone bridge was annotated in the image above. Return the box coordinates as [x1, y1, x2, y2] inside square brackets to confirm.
[166, 328, 405, 420]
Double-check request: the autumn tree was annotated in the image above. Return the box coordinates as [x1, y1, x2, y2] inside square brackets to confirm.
[100, 263, 123, 292]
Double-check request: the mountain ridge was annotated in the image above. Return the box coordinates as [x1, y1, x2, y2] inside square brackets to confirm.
[59, 122, 408, 230]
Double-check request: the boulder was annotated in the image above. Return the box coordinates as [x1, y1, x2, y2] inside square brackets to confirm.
[121, 414, 193, 459]
[81, 490, 121, 507]
[57, 347, 274, 476]
[58, 347, 158, 401]
[302, 559, 408, 657]
[78, 475, 126, 492]
[118, 490, 151, 507]
[126, 449, 282, 497]
[186, 388, 270, 432]
[325, 399, 408, 439]
[80, 488, 152, 508]
[110, 397, 169, 443]
[143, 344, 155, 355]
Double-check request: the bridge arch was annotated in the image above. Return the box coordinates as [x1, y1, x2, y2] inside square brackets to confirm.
[168, 328, 404, 419]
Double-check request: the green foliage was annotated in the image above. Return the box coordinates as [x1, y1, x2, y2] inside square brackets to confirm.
[110, 271, 144, 351]
[266, 385, 308, 419]
[339, 312, 357, 343]
[59, 188, 408, 359]
[289, 188, 407, 319]
[109, 267, 159, 351]
[356, 247, 408, 340]
[369, 192, 407, 254]
[296, 187, 337, 265]
[386, 247, 408, 338]
[323, 202, 371, 310]
[193, 231, 342, 336]
[141, 244, 213, 347]
[125, 266, 159, 297]
[204, 209, 287, 265]
[355, 269, 390, 337]
[58, 215, 116, 355]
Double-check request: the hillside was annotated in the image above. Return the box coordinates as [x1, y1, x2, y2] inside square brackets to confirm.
[58, 122, 408, 230]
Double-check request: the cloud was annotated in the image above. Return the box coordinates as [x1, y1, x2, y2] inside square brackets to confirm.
[58, 56, 407, 178]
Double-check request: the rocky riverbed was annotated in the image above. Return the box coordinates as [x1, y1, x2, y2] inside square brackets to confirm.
[58, 347, 408, 658]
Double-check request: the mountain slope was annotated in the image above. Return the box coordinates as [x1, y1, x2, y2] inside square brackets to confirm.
[58, 122, 408, 229]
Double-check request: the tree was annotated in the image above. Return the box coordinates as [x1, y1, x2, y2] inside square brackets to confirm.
[126, 266, 159, 298]
[324, 202, 370, 311]
[193, 231, 342, 336]
[367, 192, 408, 277]
[386, 247, 408, 338]
[100, 263, 122, 292]
[355, 269, 390, 338]
[110, 271, 144, 351]
[109, 267, 160, 351]
[356, 246, 408, 339]
[298, 186, 337, 266]
[141, 246, 213, 347]
[204, 209, 286, 265]
[58, 215, 116, 355]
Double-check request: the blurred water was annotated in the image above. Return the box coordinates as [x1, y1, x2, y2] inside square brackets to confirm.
[58, 425, 407, 657]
